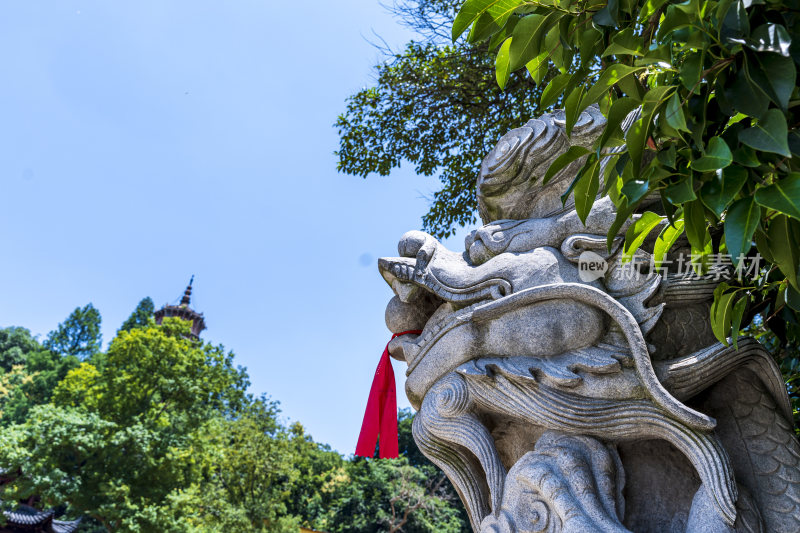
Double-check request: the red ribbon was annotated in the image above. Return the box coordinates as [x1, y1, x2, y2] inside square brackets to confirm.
[355, 330, 422, 459]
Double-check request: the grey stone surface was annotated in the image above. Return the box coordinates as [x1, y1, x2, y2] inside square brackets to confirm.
[378, 107, 800, 532]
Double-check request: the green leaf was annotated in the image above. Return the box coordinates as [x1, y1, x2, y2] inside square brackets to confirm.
[496, 38, 513, 89]
[469, 11, 504, 43]
[542, 145, 591, 185]
[657, 143, 677, 168]
[725, 197, 760, 266]
[680, 52, 703, 93]
[738, 109, 792, 157]
[732, 23, 792, 56]
[593, 0, 619, 28]
[578, 28, 603, 68]
[620, 0, 637, 16]
[754, 228, 774, 263]
[730, 295, 747, 348]
[699, 166, 748, 217]
[732, 145, 761, 167]
[599, 97, 639, 148]
[544, 25, 568, 72]
[526, 50, 550, 85]
[754, 174, 800, 219]
[488, 14, 520, 49]
[607, 198, 634, 250]
[768, 215, 800, 290]
[540, 72, 572, 109]
[581, 65, 645, 115]
[635, 45, 672, 67]
[751, 53, 796, 112]
[663, 173, 697, 204]
[573, 158, 601, 224]
[602, 28, 644, 57]
[665, 92, 690, 132]
[787, 285, 800, 312]
[626, 95, 662, 176]
[691, 137, 733, 172]
[657, 7, 693, 41]
[720, 0, 749, 44]
[684, 198, 710, 255]
[726, 71, 770, 118]
[453, 0, 524, 42]
[564, 85, 586, 137]
[711, 283, 736, 345]
[654, 216, 685, 269]
[751, 54, 797, 112]
[621, 178, 649, 203]
[616, 72, 645, 100]
[509, 13, 560, 70]
[623, 211, 663, 260]
[674, 0, 701, 17]
[642, 85, 674, 116]
[640, 0, 671, 21]
[790, 131, 800, 157]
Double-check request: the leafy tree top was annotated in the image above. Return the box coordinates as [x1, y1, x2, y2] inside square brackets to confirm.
[336, 0, 557, 238]
[44, 303, 102, 359]
[0, 327, 41, 371]
[118, 297, 155, 333]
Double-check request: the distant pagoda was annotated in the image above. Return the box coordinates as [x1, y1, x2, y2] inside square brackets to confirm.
[154, 276, 206, 338]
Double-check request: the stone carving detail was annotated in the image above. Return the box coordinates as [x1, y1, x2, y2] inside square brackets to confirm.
[379, 106, 800, 532]
[480, 431, 627, 533]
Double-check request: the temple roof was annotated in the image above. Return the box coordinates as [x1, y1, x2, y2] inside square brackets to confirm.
[1, 505, 82, 533]
[0, 471, 81, 533]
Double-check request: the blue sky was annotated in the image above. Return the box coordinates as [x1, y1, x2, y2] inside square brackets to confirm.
[0, 1, 475, 454]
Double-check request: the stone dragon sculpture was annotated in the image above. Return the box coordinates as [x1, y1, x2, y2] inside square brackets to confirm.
[378, 107, 800, 532]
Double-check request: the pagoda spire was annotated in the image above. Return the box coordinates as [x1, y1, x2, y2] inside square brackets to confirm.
[181, 275, 194, 306]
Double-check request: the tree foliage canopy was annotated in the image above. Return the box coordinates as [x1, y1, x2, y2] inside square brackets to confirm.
[0, 306, 468, 532]
[336, 0, 555, 238]
[453, 0, 800, 389]
[44, 303, 102, 359]
[118, 297, 155, 333]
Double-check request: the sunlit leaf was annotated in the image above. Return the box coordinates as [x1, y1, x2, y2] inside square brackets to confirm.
[509, 13, 560, 70]
[711, 283, 736, 345]
[495, 38, 513, 89]
[540, 72, 572, 108]
[730, 23, 792, 56]
[581, 65, 645, 116]
[623, 211, 663, 261]
[573, 158, 601, 224]
[453, 0, 524, 41]
[755, 174, 800, 219]
[543, 145, 591, 184]
[654, 216, 685, 269]
[602, 28, 644, 57]
[564, 85, 586, 137]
